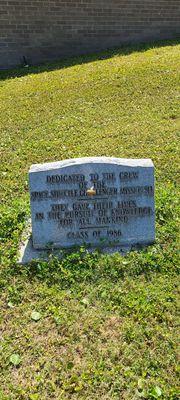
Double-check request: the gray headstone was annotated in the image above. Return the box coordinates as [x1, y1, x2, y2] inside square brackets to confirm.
[28, 157, 155, 252]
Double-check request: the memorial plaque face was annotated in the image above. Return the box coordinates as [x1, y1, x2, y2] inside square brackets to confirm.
[29, 157, 155, 250]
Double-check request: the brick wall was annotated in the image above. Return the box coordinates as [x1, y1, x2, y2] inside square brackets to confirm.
[0, 0, 180, 69]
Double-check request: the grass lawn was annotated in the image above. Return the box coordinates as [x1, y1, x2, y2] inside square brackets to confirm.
[0, 40, 179, 399]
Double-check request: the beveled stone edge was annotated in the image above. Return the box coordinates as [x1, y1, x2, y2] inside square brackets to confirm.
[29, 157, 154, 173]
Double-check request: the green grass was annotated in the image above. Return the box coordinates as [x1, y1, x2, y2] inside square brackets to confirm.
[0, 40, 179, 399]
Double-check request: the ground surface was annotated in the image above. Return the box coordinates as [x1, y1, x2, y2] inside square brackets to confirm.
[0, 41, 179, 399]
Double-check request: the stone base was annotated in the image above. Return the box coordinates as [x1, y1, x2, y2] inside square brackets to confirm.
[17, 222, 136, 264]
[17, 221, 62, 264]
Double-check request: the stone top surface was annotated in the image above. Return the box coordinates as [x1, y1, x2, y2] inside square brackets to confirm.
[29, 157, 154, 173]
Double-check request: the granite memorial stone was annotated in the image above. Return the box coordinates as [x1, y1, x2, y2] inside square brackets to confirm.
[28, 157, 155, 252]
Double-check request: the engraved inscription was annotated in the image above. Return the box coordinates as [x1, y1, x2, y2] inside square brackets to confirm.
[29, 159, 155, 249]
[31, 172, 154, 232]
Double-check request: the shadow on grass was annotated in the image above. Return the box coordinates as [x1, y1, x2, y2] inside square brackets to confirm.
[0, 39, 179, 82]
